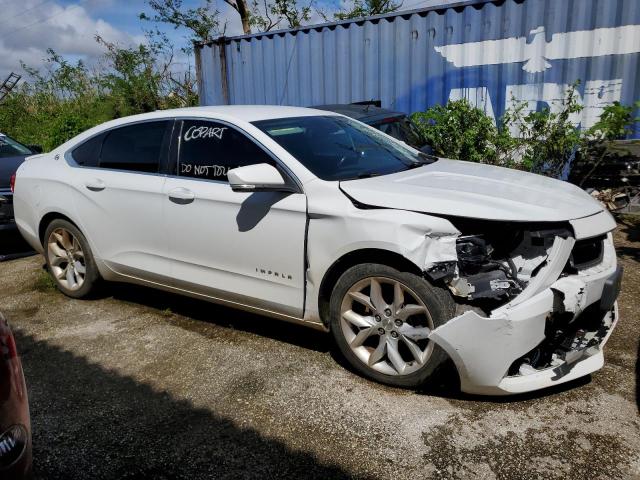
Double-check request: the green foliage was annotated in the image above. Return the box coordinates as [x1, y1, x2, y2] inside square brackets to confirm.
[410, 83, 638, 178]
[411, 100, 500, 164]
[0, 51, 112, 151]
[334, 0, 402, 20]
[577, 100, 640, 186]
[504, 83, 584, 177]
[140, 0, 222, 43]
[251, 0, 312, 31]
[0, 36, 198, 151]
[586, 101, 637, 141]
[34, 270, 57, 293]
[142, 0, 314, 37]
[271, 0, 312, 27]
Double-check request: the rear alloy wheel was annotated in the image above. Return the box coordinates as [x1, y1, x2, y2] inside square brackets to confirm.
[44, 219, 99, 298]
[330, 264, 455, 388]
[48, 228, 86, 291]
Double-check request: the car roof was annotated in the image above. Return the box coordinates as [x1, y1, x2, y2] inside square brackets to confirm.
[55, 105, 343, 152]
[150, 105, 339, 123]
[313, 104, 406, 122]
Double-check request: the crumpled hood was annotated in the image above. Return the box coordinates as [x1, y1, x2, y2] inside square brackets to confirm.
[340, 159, 604, 222]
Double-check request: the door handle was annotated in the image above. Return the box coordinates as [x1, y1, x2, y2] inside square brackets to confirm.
[168, 187, 195, 205]
[85, 179, 105, 192]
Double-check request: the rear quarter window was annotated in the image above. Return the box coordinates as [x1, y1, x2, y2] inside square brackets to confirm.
[71, 133, 104, 167]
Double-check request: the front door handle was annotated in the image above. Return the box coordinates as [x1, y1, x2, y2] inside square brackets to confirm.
[168, 187, 195, 205]
[85, 179, 105, 192]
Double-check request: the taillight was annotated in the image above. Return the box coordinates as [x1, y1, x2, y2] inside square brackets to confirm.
[10, 173, 16, 193]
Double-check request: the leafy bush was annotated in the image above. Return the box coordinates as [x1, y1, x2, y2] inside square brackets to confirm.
[577, 100, 640, 186]
[411, 100, 500, 164]
[411, 83, 638, 178]
[503, 84, 584, 177]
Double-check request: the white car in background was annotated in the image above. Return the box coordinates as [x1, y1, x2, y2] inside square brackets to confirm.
[13, 106, 621, 395]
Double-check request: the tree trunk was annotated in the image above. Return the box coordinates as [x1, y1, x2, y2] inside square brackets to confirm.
[236, 0, 252, 34]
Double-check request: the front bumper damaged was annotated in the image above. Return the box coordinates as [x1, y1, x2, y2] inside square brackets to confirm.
[429, 222, 620, 396]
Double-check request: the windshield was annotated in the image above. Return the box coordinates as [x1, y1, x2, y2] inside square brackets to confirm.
[252, 116, 435, 181]
[0, 134, 31, 158]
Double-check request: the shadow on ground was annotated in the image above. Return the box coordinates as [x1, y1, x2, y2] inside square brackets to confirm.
[637, 338, 640, 415]
[103, 282, 332, 354]
[15, 330, 353, 480]
[103, 281, 592, 405]
[0, 230, 35, 261]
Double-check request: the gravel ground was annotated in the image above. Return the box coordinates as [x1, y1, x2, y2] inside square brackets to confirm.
[0, 223, 639, 480]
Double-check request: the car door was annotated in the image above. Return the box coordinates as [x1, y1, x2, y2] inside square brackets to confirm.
[162, 118, 307, 318]
[69, 120, 174, 279]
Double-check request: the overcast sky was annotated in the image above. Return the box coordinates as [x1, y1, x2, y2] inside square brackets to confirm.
[0, 0, 460, 80]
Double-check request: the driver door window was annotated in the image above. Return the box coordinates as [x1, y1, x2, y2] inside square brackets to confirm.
[177, 120, 275, 182]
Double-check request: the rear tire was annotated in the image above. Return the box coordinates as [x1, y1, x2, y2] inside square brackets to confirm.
[329, 263, 455, 388]
[44, 219, 100, 299]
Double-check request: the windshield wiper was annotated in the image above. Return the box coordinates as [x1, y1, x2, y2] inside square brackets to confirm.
[417, 152, 439, 163]
[407, 153, 438, 169]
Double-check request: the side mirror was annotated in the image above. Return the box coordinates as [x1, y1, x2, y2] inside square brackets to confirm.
[27, 145, 43, 154]
[227, 163, 294, 193]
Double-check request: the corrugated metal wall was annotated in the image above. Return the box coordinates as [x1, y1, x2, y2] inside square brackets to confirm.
[196, 0, 640, 137]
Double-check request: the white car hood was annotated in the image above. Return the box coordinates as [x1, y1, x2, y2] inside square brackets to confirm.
[340, 159, 604, 222]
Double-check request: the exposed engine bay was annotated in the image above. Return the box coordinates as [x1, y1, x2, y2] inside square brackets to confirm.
[428, 219, 572, 309]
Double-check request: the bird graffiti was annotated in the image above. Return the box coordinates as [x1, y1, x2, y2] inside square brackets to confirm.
[434, 25, 640, 74]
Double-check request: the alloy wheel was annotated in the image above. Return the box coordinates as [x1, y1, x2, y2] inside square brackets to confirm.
[339, 276, 435, 376]
[47, 228, 86, 291]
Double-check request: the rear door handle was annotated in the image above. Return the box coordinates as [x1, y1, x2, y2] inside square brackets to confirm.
[168, 187, 195, 205]
[85, 179, 105, 192]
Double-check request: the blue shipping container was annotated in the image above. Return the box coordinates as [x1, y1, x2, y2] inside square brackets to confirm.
[195, 0, 640, 137]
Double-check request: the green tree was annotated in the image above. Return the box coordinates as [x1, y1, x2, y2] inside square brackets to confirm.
[140, 0, 224, 41]
[251, 0, 312, 31]
[334, 0, 402, 20]
[141, 0, 313, 37]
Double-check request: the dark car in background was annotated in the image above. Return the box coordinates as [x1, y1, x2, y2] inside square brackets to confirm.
[0, 312, 31, 479]
[1, 134, 38, 231]
[313, 103, 425, 150]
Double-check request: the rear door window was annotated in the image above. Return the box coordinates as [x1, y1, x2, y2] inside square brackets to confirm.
[100, 121, 169, 173]
[176, 120, 275, 182]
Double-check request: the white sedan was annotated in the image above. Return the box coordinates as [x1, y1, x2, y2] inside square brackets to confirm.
[13, 106, 621, 395]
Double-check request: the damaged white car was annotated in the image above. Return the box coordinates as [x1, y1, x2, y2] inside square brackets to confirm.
[13, 106, 622, 395]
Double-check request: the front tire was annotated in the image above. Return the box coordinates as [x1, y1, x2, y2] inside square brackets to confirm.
[329, 263, 455, 388]
[44, 219, 100, 299]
